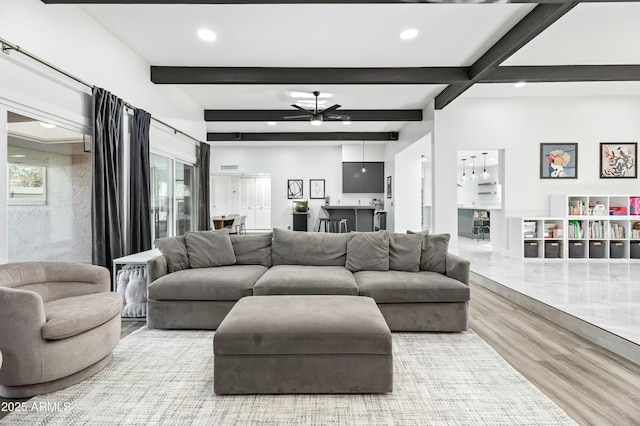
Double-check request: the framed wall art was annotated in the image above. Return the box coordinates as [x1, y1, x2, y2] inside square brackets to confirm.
[540, 143, 578, 179]
[600, 142, 637, 179]
[287, 179, 303, 199]
[309, 179, 325, 199]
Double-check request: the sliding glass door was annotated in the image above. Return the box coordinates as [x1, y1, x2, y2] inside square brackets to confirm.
[175, 161, 195, 235]
[151, 153, 173, 239]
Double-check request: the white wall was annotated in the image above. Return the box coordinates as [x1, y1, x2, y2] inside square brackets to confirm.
[435, 96, 640, 251]
[210, 145, 343, 231]
[385, 103, 435, 231]
[394, 138, 427, 232]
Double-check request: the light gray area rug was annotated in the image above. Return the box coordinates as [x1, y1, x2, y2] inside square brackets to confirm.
[2, 328, 574, 425]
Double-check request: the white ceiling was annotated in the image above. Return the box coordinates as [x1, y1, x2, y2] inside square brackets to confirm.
[76, 2, 640, 140]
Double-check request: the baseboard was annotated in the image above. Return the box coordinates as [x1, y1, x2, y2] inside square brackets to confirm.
[471, 271, 640, 366]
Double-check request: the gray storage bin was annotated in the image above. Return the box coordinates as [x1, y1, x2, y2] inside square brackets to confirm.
[544, 241, 561, 258]
[589, 240, 605, 259]
[630, 241, 640, 259]
[610, 241, 625, 259]
[524, 241, 539, 258]
[569, 241, 585, 258]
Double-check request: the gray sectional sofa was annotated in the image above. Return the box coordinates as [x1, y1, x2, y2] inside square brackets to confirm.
[146, 228, 470, 331]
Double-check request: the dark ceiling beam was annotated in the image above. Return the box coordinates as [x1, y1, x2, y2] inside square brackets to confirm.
[204, 109, 422, 122]
[207, 132, 399, 141]
[151, 67, 468, 85]
[435, 1, 579, 110]
[480, 65, 640, 83]
[40, 0, 640, 4]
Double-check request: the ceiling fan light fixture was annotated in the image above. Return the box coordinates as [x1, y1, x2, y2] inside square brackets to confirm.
[310, 114, 323, 126]
[400, 28, 418, 40]
[197, 29, 216, 42]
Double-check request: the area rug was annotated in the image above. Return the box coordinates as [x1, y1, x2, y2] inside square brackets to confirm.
[2, 328, 574, 425]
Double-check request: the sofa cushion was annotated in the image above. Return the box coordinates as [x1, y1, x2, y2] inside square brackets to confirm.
[354, 270, 470, 303]
[147, 265, 267, 301]
[154, 235, 189, 273]
[230, 232, 272, 268]
[345, 231, 389, 272]
[389, 233, 422, 272]
[253, 265, 358, 296]
[42, 292, 122, 340]
[185, 229, 236, 269]
[408, 231, 450, 274]
[271, 228, 347, 266]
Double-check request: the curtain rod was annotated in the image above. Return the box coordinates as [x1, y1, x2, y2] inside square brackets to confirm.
[0, 37, 203, 146]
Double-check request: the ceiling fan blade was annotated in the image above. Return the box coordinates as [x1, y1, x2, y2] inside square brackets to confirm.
[326, 114, 351, 120]
[320, 104, 342, 115]
[291, 105, 313, 114]
[283, 115, 310, 119]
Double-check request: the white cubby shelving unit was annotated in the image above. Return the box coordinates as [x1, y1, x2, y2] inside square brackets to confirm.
[546, 194, 640, 260]
[508, 217, 565, 261]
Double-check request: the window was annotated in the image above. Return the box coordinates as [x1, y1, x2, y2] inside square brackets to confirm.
[8, 163, 46, 205]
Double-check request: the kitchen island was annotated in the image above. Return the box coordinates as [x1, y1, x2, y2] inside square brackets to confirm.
[321, 206, 376, 232]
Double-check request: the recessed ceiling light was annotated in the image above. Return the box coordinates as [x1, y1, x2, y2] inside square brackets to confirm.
[11, 154, 26, 158]
[400, 29, 418, 40]
[342, 121, 351, 126]
[267, 121, 276, 126]
[514, 81, 526, 88]
[197, 29, 217, 42]
[40, 122, 56, 129]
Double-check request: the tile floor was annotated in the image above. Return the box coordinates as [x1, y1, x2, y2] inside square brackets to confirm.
[455, 237, 640, 345]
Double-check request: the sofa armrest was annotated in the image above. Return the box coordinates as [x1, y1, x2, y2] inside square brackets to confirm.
[445, 253, 470, 286]
[0, 286, 46, 342]
[147, 255, 168, 286]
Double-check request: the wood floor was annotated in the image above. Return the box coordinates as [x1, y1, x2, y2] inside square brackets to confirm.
[2, 284, 640, 424]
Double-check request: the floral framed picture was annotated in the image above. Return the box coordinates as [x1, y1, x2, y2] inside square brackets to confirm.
[287, 179, 303, 199]
[540, 143, 578, 179]
[600, 143, 637, 179]
[309, 179, 325, 199]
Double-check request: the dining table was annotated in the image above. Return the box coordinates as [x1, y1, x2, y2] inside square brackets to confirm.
[212, 216, 235, 230]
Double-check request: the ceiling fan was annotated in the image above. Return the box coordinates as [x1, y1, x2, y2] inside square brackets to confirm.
[284, 91, 350, 126]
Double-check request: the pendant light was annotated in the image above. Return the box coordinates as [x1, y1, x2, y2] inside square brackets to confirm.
[361, 140, 367, 173]
[481, 152, 490, 179]
[461, 158, 468, 182]
[470, 155, 478, 181]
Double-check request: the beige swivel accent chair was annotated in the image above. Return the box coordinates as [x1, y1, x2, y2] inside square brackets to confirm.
[0, 262, 122, 398]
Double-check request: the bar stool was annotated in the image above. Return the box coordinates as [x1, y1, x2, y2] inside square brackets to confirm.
[317, 218, 331, 232]
[329, 218, 349, 233]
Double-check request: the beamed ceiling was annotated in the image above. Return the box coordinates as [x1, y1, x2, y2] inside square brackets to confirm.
[40, 0, 640, 142]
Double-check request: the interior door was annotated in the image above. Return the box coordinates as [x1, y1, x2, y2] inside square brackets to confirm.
[240, 177, 257, 229]
[255, 177, 272, 230]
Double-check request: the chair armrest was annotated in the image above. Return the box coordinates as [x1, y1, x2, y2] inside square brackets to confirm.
[147, 255, 168, 286]
[0, 286, 46, 342]
[445, 253, 470, 286]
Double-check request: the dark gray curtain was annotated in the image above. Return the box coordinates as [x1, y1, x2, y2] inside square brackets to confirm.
[92, 87, 125, 273]
[129, 108, 152, 253]
[197, 143, 211, 231]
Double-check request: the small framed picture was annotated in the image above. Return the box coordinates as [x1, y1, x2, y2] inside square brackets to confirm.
[309, 179, 325, 199]
[287, 179, 303, 199]
[540, 143, 578, 179]
[600, 142, 637, 179]
[386, 176, 392, 199]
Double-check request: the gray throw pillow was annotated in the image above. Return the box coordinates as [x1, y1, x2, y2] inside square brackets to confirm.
[389, 233, 422, 272]
[184, 229, 236, 269]
[230, 232, 272, 268]
[345, 230, 390, 272]
[154, 235, 189, 273]
[408, 230, 450, 274]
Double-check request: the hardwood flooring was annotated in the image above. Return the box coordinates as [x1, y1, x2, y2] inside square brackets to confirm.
[469, 282, 640, 425]
[2, 285, 639, 424]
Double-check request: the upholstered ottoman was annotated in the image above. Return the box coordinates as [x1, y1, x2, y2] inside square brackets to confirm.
[213, 295, 392, 394]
